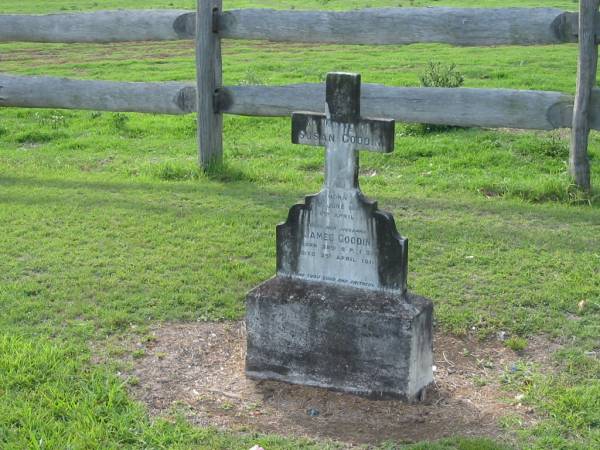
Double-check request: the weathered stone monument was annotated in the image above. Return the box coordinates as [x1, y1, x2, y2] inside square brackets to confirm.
[245, 73, 433, 401]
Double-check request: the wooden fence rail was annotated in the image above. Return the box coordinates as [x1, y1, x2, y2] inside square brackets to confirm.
[0, 74, 583, 130]
[219, 8, 580, 46]
[0, 75, 195, 114]
[0, 10, 194, 43]
[0, 8, 582, 45]
[0, 3, 598, 189]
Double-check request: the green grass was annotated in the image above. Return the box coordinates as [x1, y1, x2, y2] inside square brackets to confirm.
[1, 0, 600, 449]
[0, 335, 346, 449]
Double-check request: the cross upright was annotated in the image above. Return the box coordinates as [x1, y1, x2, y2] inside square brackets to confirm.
[292, 72, 395, 190]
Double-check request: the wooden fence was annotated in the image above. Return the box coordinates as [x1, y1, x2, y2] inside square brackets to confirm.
[0, 1, 598, 190]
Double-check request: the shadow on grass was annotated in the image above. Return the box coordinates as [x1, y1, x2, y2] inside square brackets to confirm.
[136, 161, 257, 184]
[0, 173, 298, 216]
[1, 174, 599, 256]
[1, 172, 599, 225]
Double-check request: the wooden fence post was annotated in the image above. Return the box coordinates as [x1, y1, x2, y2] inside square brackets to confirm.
[570, 0, 599, 192]
[196, 0, 223, 168]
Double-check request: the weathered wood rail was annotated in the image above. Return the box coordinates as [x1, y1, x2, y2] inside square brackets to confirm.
[0, 3, 598, 189]
[1, 74, 579, 131]
[0, 8, 583, 45]
[0, 75, 196, 115]
[0, 10, 193, 43]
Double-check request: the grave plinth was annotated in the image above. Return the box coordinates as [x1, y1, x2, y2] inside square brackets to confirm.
[245, 73, 433, 401]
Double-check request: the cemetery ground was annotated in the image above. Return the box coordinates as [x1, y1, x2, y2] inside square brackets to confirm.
[1, 0, 599, 448]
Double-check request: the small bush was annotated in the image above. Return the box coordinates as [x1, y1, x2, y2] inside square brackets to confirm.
[420, 61, 464, 89]
[417, 61, 465, 133]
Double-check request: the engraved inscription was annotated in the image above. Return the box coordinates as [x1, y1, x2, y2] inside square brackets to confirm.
[290, 187, 380, 289]
[298, 129, 384, 149]
[292, 113, 394, 154]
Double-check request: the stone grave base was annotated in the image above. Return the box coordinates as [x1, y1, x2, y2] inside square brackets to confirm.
[245, 276, 434, 402]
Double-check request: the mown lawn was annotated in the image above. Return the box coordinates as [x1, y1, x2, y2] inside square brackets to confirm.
[1, 1, 599, 449]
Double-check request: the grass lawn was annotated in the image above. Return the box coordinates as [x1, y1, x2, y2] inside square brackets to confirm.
[1, 0, 599, 448]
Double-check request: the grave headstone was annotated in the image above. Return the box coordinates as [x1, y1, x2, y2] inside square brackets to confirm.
[245, 73, 433, 401]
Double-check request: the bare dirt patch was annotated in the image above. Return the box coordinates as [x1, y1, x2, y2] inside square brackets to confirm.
[124, 322, 557, 447]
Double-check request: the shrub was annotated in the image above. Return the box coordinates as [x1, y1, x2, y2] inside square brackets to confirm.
[420, 61, 465, 89]
[416, 61, 465, 133]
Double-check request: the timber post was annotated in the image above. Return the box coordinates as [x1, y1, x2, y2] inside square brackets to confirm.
[196, 0, 223, 168]
[570, 0, 599, 192]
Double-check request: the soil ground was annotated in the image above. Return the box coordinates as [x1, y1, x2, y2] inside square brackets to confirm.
[124, 322, 558, 447]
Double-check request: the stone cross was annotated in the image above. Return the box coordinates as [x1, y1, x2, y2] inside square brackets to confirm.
[280, 72, 408, 293]
[291, 72, 395, 190]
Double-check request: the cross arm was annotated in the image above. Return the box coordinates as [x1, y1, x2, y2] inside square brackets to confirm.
[291, 112, 395, 153]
